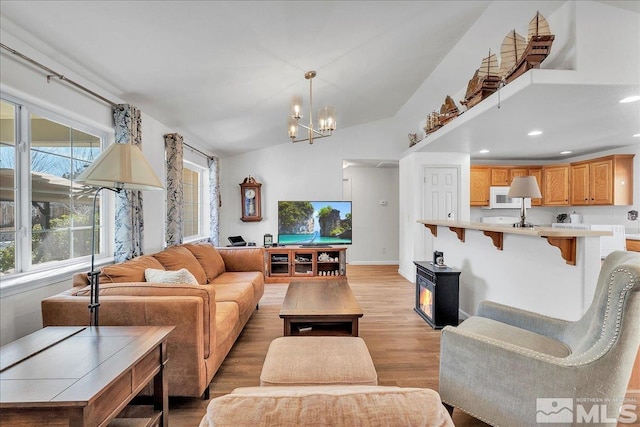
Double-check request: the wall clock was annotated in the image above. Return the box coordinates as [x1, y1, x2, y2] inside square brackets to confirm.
[240, 176, 262, 222]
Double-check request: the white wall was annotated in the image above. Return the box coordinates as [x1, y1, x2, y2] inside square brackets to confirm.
[218, 116, 407, 261]
[398, 152, 471, 280]
[342, 166, 399, 264]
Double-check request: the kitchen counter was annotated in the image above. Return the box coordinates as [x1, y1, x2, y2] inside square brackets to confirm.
[418, 219, 609, 320]
[418, 219, 611, 265]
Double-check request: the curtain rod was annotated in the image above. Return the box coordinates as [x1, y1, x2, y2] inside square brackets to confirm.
[0, 43, 118, 108]
[184, 142, 214, 160]
[2, 43, 216, 160]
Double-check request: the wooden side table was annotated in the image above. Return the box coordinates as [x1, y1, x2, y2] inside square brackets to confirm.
[0, 325, 173, 427]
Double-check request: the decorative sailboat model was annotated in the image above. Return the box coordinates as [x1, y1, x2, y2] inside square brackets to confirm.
[502, 11, 555, 84]
[461, 50, 501, 109]
[499, 29, 527, 81]
[423, 96, 460, 135]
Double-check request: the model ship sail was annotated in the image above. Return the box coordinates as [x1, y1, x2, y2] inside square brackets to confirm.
[423, 95, 461, 135]
[503, 11, 555, 84]
[438, 95, 459, 125]
[499, 30, 526, 79]
[461, 51, 501, 109]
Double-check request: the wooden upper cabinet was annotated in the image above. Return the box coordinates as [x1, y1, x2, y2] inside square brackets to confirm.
[542, 164, 570, 206]
[570, 163, 590, 205]
[509, 168, 528, 180]
[470, 166, 491, 206]
[571, 155, 634, 206]
[470, 154, 633, 208]
[528, 168, 543, 206]
[490, 168, 511, 186]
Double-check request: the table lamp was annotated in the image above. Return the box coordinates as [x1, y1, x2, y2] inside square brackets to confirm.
[76, 143, 163, 326]
[507, 176, 541, 228]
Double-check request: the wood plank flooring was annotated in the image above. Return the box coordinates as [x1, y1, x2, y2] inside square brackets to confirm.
[168, 265, 639, 426]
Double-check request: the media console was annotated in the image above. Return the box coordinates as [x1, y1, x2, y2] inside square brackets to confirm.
[265, 246, 347, 283]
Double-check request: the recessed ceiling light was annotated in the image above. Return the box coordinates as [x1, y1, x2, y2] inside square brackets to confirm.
[528, 130, 543, 136]
[479, 149, 490, 154]
[619, 95, 640, 103]
[560, 150, 572, 155]
[633, 133, 640, 138]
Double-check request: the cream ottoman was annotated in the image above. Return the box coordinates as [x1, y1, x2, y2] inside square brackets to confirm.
[260, 336, 378, 386]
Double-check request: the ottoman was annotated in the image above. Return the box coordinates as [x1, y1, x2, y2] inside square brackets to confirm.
[260, 336, 378, 386]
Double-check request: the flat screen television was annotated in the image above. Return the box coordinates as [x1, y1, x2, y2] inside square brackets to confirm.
[278, 201, 352, 246]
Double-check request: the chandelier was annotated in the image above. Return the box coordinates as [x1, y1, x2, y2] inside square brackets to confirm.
[288, 71, 336, 144]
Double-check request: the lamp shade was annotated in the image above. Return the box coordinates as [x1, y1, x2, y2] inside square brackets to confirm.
[508, 176, 542, 198]
[76, 143, 163, 190]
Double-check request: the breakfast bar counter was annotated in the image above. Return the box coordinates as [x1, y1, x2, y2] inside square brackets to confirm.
[418, 219, 613, 321]
[418, 219, 612, 266]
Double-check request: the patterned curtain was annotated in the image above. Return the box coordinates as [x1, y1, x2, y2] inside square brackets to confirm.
[113, 104, 144, 262]
[208, 156, 221, 246]
[165, 133, 184, 247]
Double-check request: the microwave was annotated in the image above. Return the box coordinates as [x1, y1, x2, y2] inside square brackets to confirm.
[489, 186, 531, 209]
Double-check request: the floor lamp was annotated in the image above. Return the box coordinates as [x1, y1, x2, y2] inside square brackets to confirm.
[507, 176, 542, 228]
[76, 143, 163, 326]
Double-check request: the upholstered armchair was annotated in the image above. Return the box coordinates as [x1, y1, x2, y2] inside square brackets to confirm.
[439, 251, 640, 427]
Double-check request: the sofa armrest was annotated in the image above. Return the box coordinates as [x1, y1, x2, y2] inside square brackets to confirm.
[217, 247, 265, 273]
[42, 293, 213, 397]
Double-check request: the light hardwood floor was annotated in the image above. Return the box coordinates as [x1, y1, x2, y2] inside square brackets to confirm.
[168, 264, 638, 426]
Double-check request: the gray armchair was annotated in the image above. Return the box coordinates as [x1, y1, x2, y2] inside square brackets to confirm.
[439, 250, 640, 427]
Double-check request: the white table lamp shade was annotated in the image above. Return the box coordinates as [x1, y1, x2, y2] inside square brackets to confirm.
[76, 143, 163, 190]
[507, 176, 542, 199]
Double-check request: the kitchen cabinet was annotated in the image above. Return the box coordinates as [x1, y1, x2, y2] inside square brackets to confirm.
[470, 166, 491, 206]
[490, 167, 511, 186]
[542, 164, 570, 206]
[510, 167, 542, 206]
[570, 155, 634, 206]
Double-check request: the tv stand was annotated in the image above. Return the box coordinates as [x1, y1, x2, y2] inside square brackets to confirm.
[265, 246, 347, 283]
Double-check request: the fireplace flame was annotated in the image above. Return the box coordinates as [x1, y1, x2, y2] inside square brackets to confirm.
[420, 288, 433, 319]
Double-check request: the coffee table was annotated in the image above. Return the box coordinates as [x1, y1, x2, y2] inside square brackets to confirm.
[279, 279, 363, 336]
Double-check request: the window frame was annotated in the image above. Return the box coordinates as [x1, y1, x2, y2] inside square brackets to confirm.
[182, 159, 208, 243]
[0, 94, 112, 295]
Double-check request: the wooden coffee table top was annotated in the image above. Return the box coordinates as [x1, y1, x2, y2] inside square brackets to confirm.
[279, 280, 363, 317]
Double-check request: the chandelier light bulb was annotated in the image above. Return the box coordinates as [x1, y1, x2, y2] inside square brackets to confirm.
[291, 95, 303, 119]
[288, 117, 298, 139]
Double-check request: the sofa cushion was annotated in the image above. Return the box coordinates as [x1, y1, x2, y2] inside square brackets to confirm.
[199, 386, 454, 427]
[145, 268, 199, 285]
[153, 246, 207, 285]
[99, 255, 165, 284]
[183, 243, 225, 283]
[212, 283, 255, 318]
[215, 302, 240, 351]
[212, 271, 264, 301]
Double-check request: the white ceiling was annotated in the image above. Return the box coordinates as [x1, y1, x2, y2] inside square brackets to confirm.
[0, 1, 638, 160]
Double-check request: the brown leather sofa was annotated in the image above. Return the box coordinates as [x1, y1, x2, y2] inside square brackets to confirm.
[41, 243, 265, 398]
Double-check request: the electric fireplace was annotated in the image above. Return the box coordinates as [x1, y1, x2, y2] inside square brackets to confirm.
[414, 261, 460, 329]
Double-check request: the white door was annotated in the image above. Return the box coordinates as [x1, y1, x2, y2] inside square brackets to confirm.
[423, 166, 459, 220]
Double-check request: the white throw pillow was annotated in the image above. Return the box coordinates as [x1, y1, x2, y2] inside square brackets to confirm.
[144, 268, 199, 285]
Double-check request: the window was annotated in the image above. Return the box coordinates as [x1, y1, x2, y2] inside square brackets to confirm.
[0, 97, 106, 279]
[182, 161, 205, 241]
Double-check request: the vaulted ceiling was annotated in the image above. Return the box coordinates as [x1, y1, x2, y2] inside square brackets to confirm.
[0, 1, 638, 160]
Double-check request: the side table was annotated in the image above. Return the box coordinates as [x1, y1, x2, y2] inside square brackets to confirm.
[0, 325, 173, 427]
